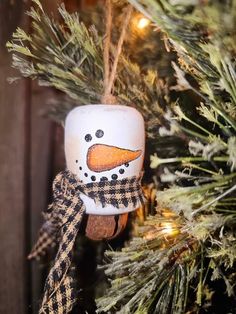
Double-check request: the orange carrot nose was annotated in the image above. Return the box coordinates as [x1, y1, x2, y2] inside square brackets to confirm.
[87, 144, 142, 172]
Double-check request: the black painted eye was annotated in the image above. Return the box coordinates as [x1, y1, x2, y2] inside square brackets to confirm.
[119, 169, 125, 174]
[91, 175, 96, 181]
[84, 173, 88, 177]
[95, 129, 104, 138]
[76, 160, 78, 163]
[112, 174, 118, 180]
[85, 134, 92, 142]
[125, 163, 129, 167]
[100, 176, 108, 181]
[79, 166, 82, 170]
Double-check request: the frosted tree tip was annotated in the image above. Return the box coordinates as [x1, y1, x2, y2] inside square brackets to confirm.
[150, 153, 161, 168]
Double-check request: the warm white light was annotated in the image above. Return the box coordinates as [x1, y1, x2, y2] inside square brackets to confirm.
[162, 222, 179, 236]
[163, 223, 174, 234]
[137, 17, 150, 29]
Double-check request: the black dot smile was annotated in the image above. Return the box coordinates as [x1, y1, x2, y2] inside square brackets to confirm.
[100, 176, 108, 181]
[111, 174, 118, 180]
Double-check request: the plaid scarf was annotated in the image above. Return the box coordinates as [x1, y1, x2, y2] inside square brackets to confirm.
[29, 170, 144, 314]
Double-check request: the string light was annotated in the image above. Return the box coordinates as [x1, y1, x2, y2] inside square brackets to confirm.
[137, 17, 150, 29]
[143, 222, 180, 240]
[161, 222, 179, 237]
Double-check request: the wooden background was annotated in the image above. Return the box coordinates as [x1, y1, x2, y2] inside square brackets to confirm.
[0, 1, 90, 313]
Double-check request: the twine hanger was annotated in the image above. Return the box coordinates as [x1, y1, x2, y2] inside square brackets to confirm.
[101, 0, 133, 104]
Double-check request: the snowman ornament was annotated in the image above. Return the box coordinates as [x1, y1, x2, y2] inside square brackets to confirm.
[65, 104, 145, 240]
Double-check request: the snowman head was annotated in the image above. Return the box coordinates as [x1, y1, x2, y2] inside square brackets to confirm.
[65, 104, 145, 215]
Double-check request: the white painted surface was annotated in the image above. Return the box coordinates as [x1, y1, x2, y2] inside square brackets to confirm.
[65, 104, 145, 214]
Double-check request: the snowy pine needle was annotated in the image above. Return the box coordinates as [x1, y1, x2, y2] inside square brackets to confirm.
[97, 1, 236, 313]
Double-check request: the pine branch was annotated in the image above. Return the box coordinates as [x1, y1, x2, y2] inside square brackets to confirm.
[97, 1, 236, 313]
[97, 207, 233, 313]
[128, 0, 236, 126]
[97, 181, 236, 312]
[7, 0, 165, 137]
[97, 212, 194, 313]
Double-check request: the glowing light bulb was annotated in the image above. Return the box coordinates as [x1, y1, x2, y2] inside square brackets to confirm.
[162, 222, 179, 237]
[163, 223, 173, 234]
[137, 17, 150, 29]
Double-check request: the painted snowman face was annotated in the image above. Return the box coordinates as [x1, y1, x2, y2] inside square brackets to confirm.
[65, 104, 145, 215]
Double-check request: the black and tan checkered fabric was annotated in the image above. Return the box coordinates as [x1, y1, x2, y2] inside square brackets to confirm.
[29, 170, 144, 314]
